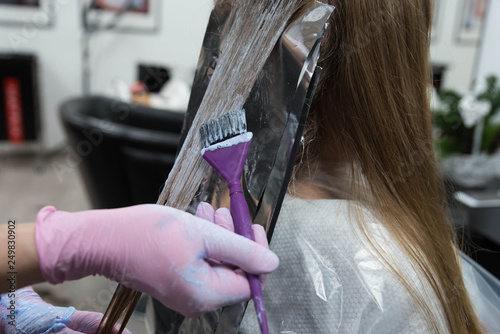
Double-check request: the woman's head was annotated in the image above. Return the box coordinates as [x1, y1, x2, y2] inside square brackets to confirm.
[294, 0, 484, 333]
[300, 0, 433, 175]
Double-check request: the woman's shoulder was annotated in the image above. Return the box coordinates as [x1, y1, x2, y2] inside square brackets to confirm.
[278, 194, 379, 235]
[277, 195, 421, 279]
[274, 195, 402, 278]
[250, 195, 435, 333]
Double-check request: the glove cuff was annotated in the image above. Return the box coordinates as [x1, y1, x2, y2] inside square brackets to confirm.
[35, 206, 63, 284]
[35, 206, 103, 284]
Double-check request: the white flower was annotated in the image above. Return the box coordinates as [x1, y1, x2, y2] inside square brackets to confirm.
[458, 94, 491, 128]
[473, 76, 488, 95]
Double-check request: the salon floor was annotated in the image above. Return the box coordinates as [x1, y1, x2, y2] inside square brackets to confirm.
[0, 150, 147, 333]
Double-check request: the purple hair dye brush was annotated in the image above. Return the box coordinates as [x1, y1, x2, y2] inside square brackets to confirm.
[200, 109, 268, 334]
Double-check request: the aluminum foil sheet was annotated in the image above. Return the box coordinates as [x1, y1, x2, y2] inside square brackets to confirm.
[146, 1, 334, 333]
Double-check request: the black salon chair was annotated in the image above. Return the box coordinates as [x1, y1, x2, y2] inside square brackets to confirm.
[60, 96, 185, 209]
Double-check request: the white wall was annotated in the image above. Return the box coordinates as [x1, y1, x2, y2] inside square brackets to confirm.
[0, 1, 211, 151]
[91, 1, 212, 93]
[3, 0, 492, 150]
[430, 0, 483, 93]
[476, 0, 500, 81]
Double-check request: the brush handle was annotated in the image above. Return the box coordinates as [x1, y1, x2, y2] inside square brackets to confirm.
[201, 133, 268, 332]
[228, 180, 269, 334]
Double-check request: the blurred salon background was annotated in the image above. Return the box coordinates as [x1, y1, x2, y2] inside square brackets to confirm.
[0, 0, 499, 332]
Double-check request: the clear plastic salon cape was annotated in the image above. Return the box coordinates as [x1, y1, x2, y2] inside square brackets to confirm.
[238, 195, 500, 334]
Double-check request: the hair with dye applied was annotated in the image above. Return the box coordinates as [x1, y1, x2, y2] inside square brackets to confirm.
[97, 0, 314, 331]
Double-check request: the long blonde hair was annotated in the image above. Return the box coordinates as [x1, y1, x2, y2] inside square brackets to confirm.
[296, 0, 484, 333]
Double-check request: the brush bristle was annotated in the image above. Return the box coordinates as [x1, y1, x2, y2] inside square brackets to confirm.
[200, 109, 247, 148]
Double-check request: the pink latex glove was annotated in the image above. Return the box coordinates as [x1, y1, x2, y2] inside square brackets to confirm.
[35, 204, 279, 317]
[195, 202, 270, 286]
[0, 286, 130, 334]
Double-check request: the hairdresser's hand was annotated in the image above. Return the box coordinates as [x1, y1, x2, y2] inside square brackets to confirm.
[195, 202, 270, 286]
[35, 204, 279, 317]
[0, 286, 131, 334]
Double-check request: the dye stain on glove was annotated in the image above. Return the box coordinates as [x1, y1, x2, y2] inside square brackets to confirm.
[0, 287, 75, 334]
